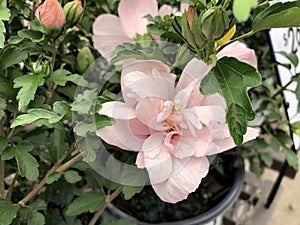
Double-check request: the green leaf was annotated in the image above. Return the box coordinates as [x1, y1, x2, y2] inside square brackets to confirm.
[73, 122, 96, 137]
[48, 69, 82, 86]
[233, 0, 257, 22]
[0, 45, 30, 70]
[0, 97, 6, 120]
[11, 107, 67, 128]
[0, 6, 10, 49]
[226, 103, 248, 145]
[29, 200, 47, 211]
[292, 121, 300, 137]
[110, 42, 166, 65]
[211, 57, 261, 144]
[260, 153, 273, 167]
[100, 216, 137, 225]
[46, 171, 62, 184]
[0, 77, 15, 99]
[64, 170, 82, 184]
[49, 128, 68, 160]
[0, 136, 8, 154]
[27, 211, 45, 225]
[0, 200, 19, 225]
[72, 89, 98, 115]
[277, 51, 299, 68]
[284, 148, 298, 172]
[122, 185, 143, 200]
[0, 7, 10, 21]
[13, 73, 44, 110]
[66, 192, 105, 216]
[252, 1, 300, 32]
[15, 143, 39, 181]
[95, 114, 115, 130]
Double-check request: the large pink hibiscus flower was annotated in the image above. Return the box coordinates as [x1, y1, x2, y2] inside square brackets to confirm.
[92, 0, 172, 61]
[96, 42, 259, 203]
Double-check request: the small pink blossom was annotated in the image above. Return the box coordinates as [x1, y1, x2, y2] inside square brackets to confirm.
[96, 42, 259, 203]
[92, 0, 172, 61]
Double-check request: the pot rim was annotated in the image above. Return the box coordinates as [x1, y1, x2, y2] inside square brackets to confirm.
[107, 163, 245, 225]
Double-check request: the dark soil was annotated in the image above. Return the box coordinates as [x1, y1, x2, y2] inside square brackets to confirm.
[113, 154, 237, 223]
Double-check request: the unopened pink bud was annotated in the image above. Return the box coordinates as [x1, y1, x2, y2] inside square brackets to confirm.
[39, 0, 65, 29]
[64, 0, 82, 15]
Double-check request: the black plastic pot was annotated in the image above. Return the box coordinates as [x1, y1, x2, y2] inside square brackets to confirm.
[106, 164, 245, 225]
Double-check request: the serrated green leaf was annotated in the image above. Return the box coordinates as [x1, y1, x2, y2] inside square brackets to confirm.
[100, 216, 137, 225]
[74, 122, 96, 137]
[48, 69, 82, 86]
[233, 0, 257, 22]
[64, 170, 82, 184]
[1, 146, 16, 160]
[65, 192, 105, 216]
[13, 73, 44, 110]
[0, 97, 6, 120]
[11, 108, 64, 128]
[122, 185, 143, 200]
[72, 89, 98, 114]
[252, 1, 300, 32]
[15, 145, 39, 181]
[0, 200, 19, 225]
[46, 171, 62, 184]
[76, 134, 99, 162]
[27, 211, 45, 225]
[212, 57, 261, 144]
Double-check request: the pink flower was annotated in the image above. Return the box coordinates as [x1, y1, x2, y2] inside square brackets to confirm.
[92, 0, 172, 61]
[96, 42, 259, 203]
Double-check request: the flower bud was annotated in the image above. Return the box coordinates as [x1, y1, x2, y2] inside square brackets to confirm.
[64, 0, 83, 27]
[200, 7, 229, 41]
[77, 47, 95, 74]
[39, 0, 65, 29]
[187, 5, 195, 27]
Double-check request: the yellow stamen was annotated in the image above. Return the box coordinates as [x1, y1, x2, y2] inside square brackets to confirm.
[216, 25, 236, 46]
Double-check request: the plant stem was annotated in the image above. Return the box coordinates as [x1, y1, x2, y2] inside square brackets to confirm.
[88, 186, 123, 225]
[271, 80, 293, 99]
[0, 159, 5, 199]
[0, 120, 5, 199]
[56, 152, 83, 173]
[6, 172, 18, 200]
[18, 142, 76, 205]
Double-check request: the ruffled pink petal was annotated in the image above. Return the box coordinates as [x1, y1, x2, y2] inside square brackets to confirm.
[206, 126, 259, 155]
[217, 41, 257, 68]
[99, 101, 135, 120]
[172, 135, 197, 159]
[118, 0, 158, 39]
[135, 97, 166, 131]
[122, 60, 175, 105]
[158, 4, 173, 17]
[129, 118, 151, 137]
[177, 58, 212, 90]
[92, 14, 133, 61]
[96, 120, 144, 152]
[143, 134, 173, 183]
[152, 157, 210, 203]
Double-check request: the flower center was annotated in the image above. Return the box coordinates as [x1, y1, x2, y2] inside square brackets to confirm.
[157, 100, 183, 133]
